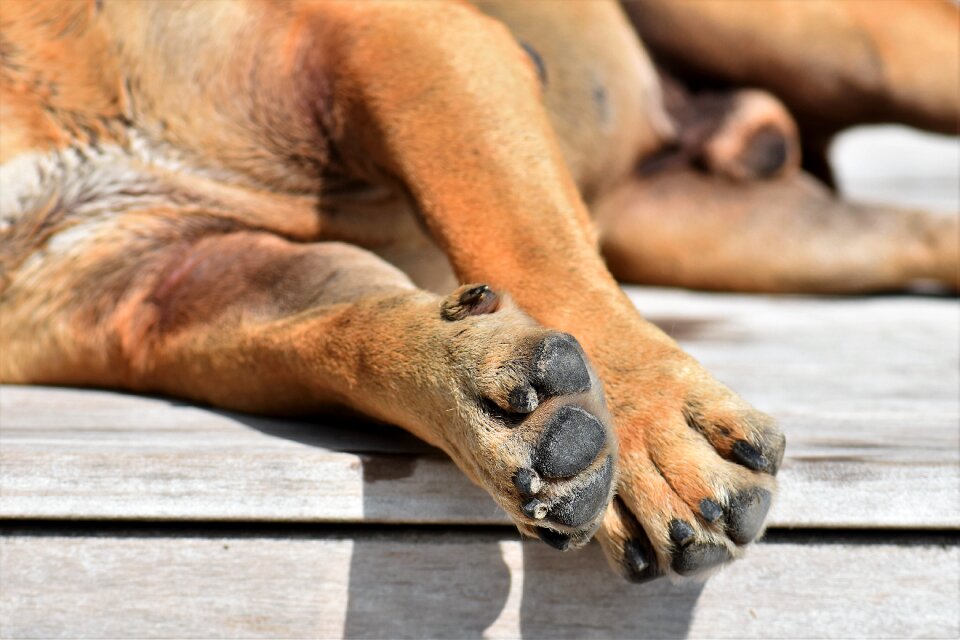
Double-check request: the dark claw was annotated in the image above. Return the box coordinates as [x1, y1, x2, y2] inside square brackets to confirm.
[533, 406, 606, 478]
[699, 498, 723, 523]
[623, 536, 663, 583]
[725, 487, 772, 545]
[549, 456, 614, 527]
[731, 440, 771, 472]
[440, 284, 500, 320]
[522, 498, 547, 520]
[672, 542, 731, 575]
[508, 384, 538, 414]
[459, 285, 499, 314]
[537, 528, 571, 551]
[513, 468, 542, 496]
[668, 519, 696, 547]
[531, 333, 591, 397]
[765, 431, 787, 476]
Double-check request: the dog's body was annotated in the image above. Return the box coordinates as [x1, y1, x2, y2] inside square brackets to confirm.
[1, 0, 957, 581]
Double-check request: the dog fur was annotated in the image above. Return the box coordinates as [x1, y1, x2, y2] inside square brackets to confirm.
[1, 0, 956, 581]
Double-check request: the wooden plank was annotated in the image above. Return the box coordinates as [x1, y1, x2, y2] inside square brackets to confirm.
[0, 529, 956, 639]
[1, 291, 958, 528]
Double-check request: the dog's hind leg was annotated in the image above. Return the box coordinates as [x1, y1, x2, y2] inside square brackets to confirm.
[625, 0, 959, 135]
[595, 168, 959, 293]
[1, 220, 617, 547]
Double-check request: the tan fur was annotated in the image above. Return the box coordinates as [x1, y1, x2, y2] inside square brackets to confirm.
[1, 0, 956, 580]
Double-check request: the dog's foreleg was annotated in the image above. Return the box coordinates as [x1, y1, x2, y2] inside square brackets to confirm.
[322, 1, 785, 581]
[1, 222, 617, 547]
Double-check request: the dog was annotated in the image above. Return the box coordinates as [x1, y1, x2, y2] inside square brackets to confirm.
[1, 0, 956, 582]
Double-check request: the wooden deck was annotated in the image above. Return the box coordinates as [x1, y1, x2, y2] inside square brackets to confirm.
[1, 126, 958, 638]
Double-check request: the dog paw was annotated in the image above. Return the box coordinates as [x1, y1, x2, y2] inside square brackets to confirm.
[694, 90, 800, 181]
[438, 285, 617, 548]
[596, 360, 785, 582]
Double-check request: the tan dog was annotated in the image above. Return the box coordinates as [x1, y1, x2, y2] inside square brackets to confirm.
[1, 0, 956, 582]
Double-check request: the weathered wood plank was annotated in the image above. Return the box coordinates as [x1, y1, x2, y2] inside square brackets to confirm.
[0, 530, 956, 639]
[1, 290, 957, 528]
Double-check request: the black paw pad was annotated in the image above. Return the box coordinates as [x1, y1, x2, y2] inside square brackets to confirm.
[537, 528, 571, 551]
[549, 456, 614, 527]
[623, 535, 662, 583]
[531, 333, 591, 397]
[671, 542, 731, 575]
[533, 406, 606, 478]
[725, 487, 772, 545]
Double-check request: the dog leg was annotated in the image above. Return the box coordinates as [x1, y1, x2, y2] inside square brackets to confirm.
[656, 76, 801, 182]
[3, 0, 784, 579]
[626, 0, 960, 135]
[316, 1, 784, 580]
[1, 223, 617, 545]
[596, 168, 959, 293]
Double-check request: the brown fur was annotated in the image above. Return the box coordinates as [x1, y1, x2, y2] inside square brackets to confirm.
[1, 0, 956, 580]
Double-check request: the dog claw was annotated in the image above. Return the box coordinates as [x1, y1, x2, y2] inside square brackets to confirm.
[537, 528, 571, 551]
[731, 440, 770, 472]
[672, 542, 731, 575]
[765, 431, 787, 476]
[699, 498, 723, 523]
[508, 384, 539, 414]
[668, 519, 696, 547]
[440, 284, 500, 320]
[513, 468, 543, 496]
[522, 498, 548, 520]
[624, 536, 662, 583]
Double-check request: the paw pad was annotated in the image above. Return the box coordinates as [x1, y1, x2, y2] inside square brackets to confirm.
[533, 406, 606, 479]
[725, 487, 772, 545]
[549, 456, 614, 527]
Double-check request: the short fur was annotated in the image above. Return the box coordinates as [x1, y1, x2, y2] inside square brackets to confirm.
[1, 0, 956, 581]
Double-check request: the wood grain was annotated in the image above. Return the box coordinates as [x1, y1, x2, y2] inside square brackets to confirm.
[1, 530, 956, 639]
[2, 290, 958, 528]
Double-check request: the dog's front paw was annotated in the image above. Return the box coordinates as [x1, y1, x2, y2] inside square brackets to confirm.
[438, 286, 617, 549]
[597, 360, 785, 582]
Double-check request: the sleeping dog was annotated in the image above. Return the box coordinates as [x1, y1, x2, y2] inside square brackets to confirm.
[1, 0, 956, 581]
